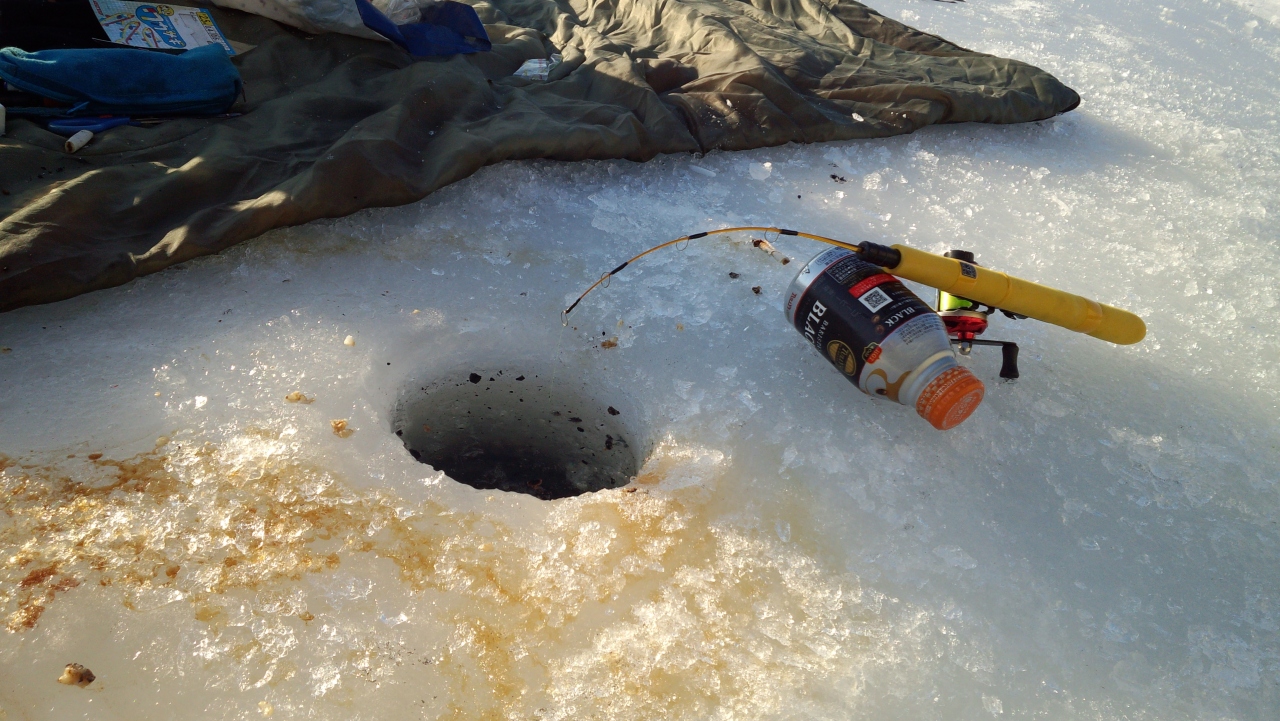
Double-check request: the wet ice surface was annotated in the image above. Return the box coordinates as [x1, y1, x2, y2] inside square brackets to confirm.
[2, 0, 1279, 718]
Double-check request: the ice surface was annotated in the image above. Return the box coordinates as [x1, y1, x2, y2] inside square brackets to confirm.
[1229, 0, 1280, 26]
[2, 0, 1279, 718]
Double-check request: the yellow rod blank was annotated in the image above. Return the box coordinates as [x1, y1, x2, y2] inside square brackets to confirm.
[888, 245, 1146, 345]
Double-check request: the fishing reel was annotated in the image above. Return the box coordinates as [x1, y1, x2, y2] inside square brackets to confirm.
[936, 250, 1022, 380]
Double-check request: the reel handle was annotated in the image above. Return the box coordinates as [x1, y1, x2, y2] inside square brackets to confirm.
[999, 342, 1020, 380]
[957, 339, 1021, 380]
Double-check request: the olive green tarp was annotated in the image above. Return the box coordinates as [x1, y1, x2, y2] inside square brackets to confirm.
[0, 0, 1078, 312]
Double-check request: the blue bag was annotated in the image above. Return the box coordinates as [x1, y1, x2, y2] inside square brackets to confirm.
[355, 0, 490, 58]
[0, 44, 242, 117]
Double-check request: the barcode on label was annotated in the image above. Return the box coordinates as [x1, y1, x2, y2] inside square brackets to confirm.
[858, 287, 892, 312]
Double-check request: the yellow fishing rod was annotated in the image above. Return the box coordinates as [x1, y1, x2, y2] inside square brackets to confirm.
[562, 226, 1145, 345]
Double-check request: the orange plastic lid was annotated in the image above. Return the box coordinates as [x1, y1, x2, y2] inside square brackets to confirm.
[915, 365, 985, 430]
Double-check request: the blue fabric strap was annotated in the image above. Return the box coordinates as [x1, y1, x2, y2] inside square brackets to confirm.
[354, 0, 491, 58]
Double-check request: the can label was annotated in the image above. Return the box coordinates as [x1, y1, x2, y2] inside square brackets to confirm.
[788, 249, 951, 402]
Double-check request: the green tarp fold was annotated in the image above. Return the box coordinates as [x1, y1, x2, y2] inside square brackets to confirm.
[0, 0, 1078, 312]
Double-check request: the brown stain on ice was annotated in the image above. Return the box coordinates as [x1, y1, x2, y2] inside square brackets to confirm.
[18, 566, 57, 588]
[2, 438, 468, 632]
[0, 437, 898, 718]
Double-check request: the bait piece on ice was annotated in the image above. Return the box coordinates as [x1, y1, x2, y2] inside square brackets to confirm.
[58, 663, 95, 687]
[751, 238, 791, 265]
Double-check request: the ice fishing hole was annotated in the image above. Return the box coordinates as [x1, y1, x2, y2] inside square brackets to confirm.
[391, 367, 643, 499]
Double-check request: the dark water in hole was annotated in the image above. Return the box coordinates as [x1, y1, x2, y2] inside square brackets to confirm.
[412, 442, 601, 500]
[392, 368, 640, 500]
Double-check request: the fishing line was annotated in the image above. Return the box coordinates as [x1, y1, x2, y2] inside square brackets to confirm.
[560, 226, 858, 324]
